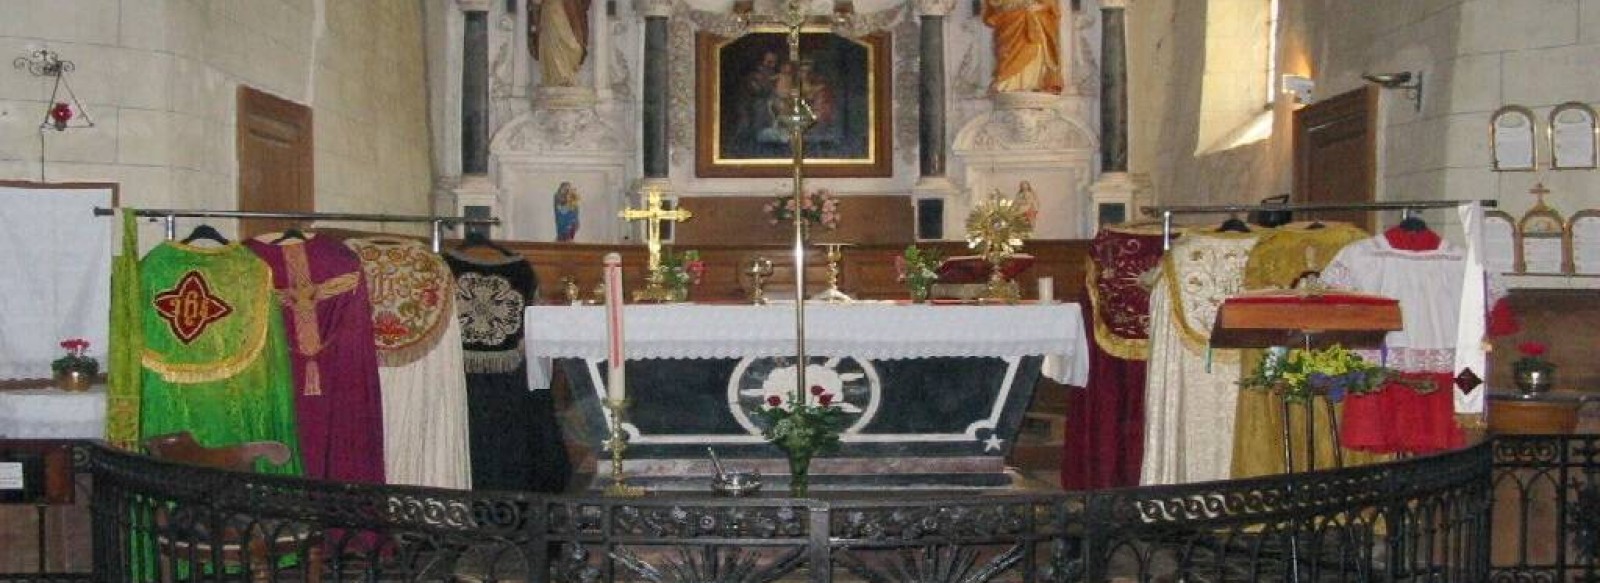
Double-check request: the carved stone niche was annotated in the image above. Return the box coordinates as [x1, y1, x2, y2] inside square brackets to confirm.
[951, 95, 1098, 239]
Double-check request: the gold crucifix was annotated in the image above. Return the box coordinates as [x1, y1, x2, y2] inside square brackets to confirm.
[620, 189, 693, 301]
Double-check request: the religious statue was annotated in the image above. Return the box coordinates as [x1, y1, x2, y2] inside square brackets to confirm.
[529, 0, 590, 87]
[1015, 180, 1040, 226]
[981, 0, 1064, 95]
[553, 182, 581, 242]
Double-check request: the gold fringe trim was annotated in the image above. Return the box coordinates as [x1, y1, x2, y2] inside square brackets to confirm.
[464, 345, 526, 374]
[143, 269, 273, 383]
[1085, 261, 1149, 361]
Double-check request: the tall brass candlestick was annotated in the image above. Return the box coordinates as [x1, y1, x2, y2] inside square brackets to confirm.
[603, 399, 645, 497]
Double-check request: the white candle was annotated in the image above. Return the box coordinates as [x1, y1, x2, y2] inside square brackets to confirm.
[604, 253, 626, 402]
[1037, 277, 1054, 303]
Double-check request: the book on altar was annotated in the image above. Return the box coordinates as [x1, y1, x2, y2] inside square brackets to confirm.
[935, 254, 1035, 284]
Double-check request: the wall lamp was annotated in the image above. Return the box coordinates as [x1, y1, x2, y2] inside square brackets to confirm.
[1362, 71, 1423, 112]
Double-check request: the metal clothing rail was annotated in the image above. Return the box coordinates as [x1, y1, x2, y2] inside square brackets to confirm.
[1143, 199, 1499, 251]
[92, 207, 500, 253]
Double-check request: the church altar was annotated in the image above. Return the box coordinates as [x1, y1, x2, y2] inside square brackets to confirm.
[0, 386, 106, 440]
[524, 302, 1088, 489]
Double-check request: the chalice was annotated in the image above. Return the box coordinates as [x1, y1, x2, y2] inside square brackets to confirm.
[744, 256, 775, 304]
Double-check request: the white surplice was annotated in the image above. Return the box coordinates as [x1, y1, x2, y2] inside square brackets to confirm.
[1141, 232, 1261, 486]
[1320, 236, 1465, 376]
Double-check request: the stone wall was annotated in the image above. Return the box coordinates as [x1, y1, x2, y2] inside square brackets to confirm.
[0, 0, 435, 248]
[1128, 0, 1600, 225]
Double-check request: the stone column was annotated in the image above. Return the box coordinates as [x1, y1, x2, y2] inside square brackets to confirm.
[912, 0, 958, 240]
[917, 0, 952, 179]
[1088, 0, 1144, 226]
[639, 0, 671, 180]
[1098, 0, 1127, 173]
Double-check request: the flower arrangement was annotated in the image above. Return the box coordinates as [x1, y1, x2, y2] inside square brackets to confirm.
[1512, 341, 1556, 376]
[895, 245, 941, 301]
[655, 249, 706, 301]
[754, 384, 848, 496]
[51, 338, 98, 376]
[764, 188, 840, 230]
[1241, 345, 1429, 404]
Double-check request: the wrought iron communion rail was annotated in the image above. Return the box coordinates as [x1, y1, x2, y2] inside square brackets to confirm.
[49, 439, 1520, 583]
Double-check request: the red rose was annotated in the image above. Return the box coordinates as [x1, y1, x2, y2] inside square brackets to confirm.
[810, 385, 825, 396]
[818, 393, 834, 406]
[1518, 341, 1548, 357]
[767, 396, 783, 407]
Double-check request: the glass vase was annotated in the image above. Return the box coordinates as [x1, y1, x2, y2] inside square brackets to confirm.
[909, 285, 930, 303]
[787, 451, 812, 497]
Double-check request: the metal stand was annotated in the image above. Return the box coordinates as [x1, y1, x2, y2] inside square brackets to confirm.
[603, 399, 645, 497]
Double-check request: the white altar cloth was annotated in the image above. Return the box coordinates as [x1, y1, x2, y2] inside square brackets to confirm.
[524, 303, 1089, 390]
[0, 386, 107, 439]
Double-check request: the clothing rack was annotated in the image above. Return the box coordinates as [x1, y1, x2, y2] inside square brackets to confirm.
[1142, 199, 1499, 251]
[92, 207, 500, 253]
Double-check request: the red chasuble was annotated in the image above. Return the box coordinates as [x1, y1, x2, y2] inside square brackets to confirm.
[246, 234, 386, 483]
[1061, 226, 1166, 490]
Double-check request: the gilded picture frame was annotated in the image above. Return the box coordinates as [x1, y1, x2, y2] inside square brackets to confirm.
[1490, 105, 1538, 172]
[694, 27, 892, 178]
[1549, 102, 1598, 170]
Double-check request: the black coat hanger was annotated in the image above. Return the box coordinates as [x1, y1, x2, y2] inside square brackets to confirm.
[180, 224, 230, 245]
[458, 231, 517, 256]
[268, 228, 307, 244]
[1399, 210, 1430, 232]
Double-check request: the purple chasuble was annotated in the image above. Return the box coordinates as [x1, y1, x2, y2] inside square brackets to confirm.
[246, 234, 386, 483]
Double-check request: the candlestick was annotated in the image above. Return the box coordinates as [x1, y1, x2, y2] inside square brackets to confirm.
[603, 398, 646, 497]
[604, 253, 626, 402]
[1037, 277, 1054, 303]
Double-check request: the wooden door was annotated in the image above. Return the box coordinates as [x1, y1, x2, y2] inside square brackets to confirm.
[1293, 85, 1378, 231]
[237, 86, 313, 238]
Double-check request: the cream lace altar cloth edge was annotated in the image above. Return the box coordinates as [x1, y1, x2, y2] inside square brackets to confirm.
[524, 303, 1090, 390]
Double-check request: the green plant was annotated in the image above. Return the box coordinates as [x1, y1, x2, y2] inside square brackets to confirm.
[1240, 345, 1427, 404]
[897, 245, 940, 298]
[1512, 341, 1556, 376]
[51, 338, 99, 376]
[655, 249, 705, 294]
[755, 384, 847, 456]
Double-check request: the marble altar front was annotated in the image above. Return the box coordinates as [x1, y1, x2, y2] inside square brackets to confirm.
[525, 302, 1087, 490]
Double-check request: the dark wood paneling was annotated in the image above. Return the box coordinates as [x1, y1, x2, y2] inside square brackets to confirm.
[461, 239, 1089, 304]
[673, 195, 915, 246]
[1491, 289, 1600, 391]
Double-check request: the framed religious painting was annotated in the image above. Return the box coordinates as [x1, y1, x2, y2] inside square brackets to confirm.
[694, 27, 892, 178]
[1549, 102, 1598, 170]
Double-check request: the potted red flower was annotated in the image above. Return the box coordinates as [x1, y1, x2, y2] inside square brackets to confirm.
[1511, 341, 1556, 393]
[51, 338, 98, 391]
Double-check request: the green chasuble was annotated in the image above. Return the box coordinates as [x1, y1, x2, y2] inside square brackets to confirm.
[138, 242, 302, 475]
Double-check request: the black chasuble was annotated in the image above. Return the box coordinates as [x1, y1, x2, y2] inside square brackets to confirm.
[446, 251, 571, 492]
